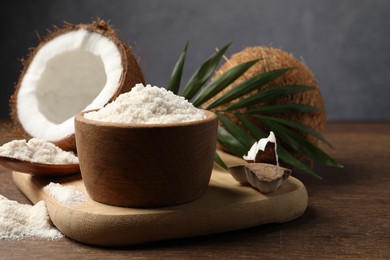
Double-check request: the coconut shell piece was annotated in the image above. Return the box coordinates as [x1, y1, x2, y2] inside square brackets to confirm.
[245, 163, 291, 193]
[228, 163, 291, 193]
[250, 142, 277, 165]
[228, 165, 248, 184]
[244, 131, 278, 164]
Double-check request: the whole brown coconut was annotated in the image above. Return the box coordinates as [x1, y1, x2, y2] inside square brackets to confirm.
[10, 20, 145, 151]
[208, 46, 327, 160]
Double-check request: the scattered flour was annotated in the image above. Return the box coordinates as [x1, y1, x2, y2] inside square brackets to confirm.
[0, 138, 78, 164]
[44, 182, 86, 205]
[0, 195, 63, 240]
[84, 83, 206, 124]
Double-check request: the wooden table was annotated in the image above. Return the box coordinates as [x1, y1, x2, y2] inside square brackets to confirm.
[0, 120, 389, 259]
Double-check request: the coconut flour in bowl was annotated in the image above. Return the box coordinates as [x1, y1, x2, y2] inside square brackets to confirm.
[84, 84, 206, 124]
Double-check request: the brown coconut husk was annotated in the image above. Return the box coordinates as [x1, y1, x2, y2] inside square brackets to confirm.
[9, 20, 145, 152]
[207, 46, 327, 161]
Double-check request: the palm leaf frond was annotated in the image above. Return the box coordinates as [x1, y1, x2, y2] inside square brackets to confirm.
[277, 145, 321, 179]
[217, 126, 248, 157]
[260, 117, 343, 168]
[224, 85, 314, 111]
[168, 42, 343, 178]
[182, 42, 232, 100]
[167, 41, 188, 94]
[192, 59, 259, 107]
[216, 112, 255, 150]
[245, 104, 323, 114]
[254, 115, 334, 148]
[234, 112, 322, 177]
[214, 152, 228, 170]
[206, 68, 292, 109]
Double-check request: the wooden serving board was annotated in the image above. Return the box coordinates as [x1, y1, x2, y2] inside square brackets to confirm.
[12, 152, 308, 246]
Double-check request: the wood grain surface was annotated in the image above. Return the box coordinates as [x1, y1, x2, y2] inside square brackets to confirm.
[0, 120, 389, 259]
[12, 152, 307, 246]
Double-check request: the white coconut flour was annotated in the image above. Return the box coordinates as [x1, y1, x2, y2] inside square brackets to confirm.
[0, 138, 78, 164]
[84, 83, 206, 124]
[0, 195, 63, 240]
[0, 183, 85, 240]
[44, 182, 86, 205]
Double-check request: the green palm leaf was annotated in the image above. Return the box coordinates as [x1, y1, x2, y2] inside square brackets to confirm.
[167, 41, 188, 94]
[234, 112, 267, 139]
[167, 41, 342, 178]
[182, 42, 232, 100]
[192, 59, 259, 107]
[245, 104, 323, 114]
[234, 112, 321, 177]
[277, 145, 321, 179]
[216, 112, 255, 150]
[254, 115, 334, 148]
[217, 126, 248, 157]
[215, 152, 228, 170]
[224, 85, 314, 111]
[260, 118, 343, 168]
[206, 68, 292, 109]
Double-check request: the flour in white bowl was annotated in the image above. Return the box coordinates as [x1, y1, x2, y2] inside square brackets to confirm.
[0, 138, 78, 164]
[84, 83, 206, 124]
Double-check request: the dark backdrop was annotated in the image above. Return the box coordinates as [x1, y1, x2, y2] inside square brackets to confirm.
[1, 0, 389, 120]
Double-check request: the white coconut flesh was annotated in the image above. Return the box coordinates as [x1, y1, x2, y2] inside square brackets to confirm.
[17, 29, 123, 141]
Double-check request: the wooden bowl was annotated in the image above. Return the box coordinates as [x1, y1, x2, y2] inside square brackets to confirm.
[74, 110, 217, 208]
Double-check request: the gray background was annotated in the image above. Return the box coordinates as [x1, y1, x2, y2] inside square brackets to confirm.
[1, 0, 389, 120]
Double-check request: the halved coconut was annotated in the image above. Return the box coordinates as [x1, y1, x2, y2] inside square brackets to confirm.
[10, 20, 145, 151]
